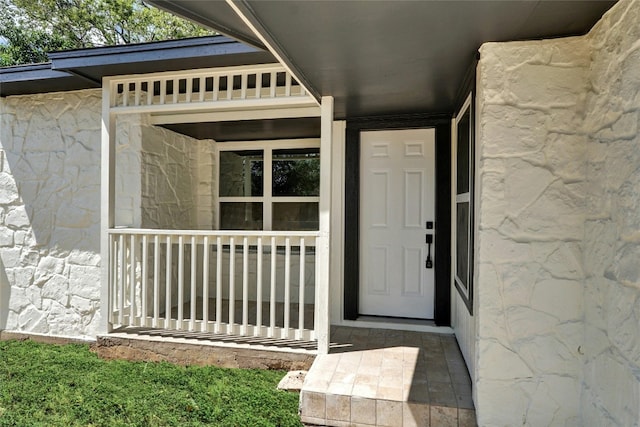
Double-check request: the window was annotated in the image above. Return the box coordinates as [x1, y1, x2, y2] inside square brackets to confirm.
[454, 94, 474, 314]
[218, 140, 320, 231]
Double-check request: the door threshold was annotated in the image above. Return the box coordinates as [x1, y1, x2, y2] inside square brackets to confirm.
[337, 316, 453, 334]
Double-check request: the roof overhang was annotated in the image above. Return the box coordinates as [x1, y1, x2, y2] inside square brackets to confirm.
[1, 36, 275, 97]
[148, 0, 616, 118]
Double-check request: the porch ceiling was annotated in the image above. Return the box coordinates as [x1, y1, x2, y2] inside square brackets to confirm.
[149, 0, 616, 119]
[160, 117, 320, 142]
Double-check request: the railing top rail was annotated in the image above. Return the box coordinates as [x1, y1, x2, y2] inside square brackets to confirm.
[107, 63, 287, 85]
[108, 228, 320, 238]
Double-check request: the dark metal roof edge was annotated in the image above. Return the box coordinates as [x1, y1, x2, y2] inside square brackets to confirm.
[0, 62, 53, 72]
[0, 62, 74, 83]
[49, 37, 268, 71]
[47, 35, 250, 60]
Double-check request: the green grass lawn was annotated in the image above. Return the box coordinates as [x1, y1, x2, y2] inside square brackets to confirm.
[0, 340, 302, 427]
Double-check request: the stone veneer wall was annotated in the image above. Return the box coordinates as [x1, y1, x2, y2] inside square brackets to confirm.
[116, 114, 216, 230]
[474, 0, 640, 425]
[581, 1, 640, 424]
[0, 90, 217, 339]
[0, 89, 102, 338]
[140, 121, 215, 230]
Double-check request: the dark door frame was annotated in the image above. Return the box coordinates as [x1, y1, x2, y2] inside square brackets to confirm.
[344, 113, 452, 326]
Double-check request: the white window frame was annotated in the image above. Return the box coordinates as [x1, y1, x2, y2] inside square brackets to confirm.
[216, 138, 321, 231]
[453, 93, 474, 313]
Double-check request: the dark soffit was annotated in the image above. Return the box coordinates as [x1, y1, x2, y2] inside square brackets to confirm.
[149, 0, 264, 49]
[150, 0, 616, 119]
[161, 117, 321, 142]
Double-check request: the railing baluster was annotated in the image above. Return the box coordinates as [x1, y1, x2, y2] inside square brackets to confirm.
[213, 75, 219, 101]
[215, 236, 222, 333]
[228, 237, 235, 334]
[285, 73, 292, 97]
[190, 235, 197, 331]
[255, 73, 262, 99]
[123, 83, 129, 107]
[202, 236, 209, 332]
[241, 73, 248, 99]
[178, 235, 184, 328]
[165, 235, 172, 329]
[241, 236, 249, 335]
[284, 237, 291, 339]
[129, 234, 136, 326]
[256, 237, 263, 336]
[147, 81, 154, 106]
[172, 78, 179, 104]
[298, 238, 305, 339]
[118, 234, 125, 325]
[186, 78, 193, 104]
[151, 235, 158, 328]
[270, 71, 277, 98]
[269, 236, 276, 338]
[110, 235, 116, 324]
[227, 74, 234, 100]
[160, 79, 166, 105]
[140, 235, 148, 326]
[140, 235, 147, 327]
[134, 81, 141, 106]
[199, 77, 205, 102]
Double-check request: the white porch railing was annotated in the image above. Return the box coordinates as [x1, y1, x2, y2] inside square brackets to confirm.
[108, 64, 310, 111]
[108, 229, 319, 342]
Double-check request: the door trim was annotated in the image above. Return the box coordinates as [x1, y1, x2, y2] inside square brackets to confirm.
[344, 114, 452, 326]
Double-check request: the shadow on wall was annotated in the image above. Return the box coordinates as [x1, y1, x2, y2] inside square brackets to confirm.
[0, 90, 102, 337]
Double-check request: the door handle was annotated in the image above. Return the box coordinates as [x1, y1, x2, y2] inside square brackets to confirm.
[425, 234, 433, 269]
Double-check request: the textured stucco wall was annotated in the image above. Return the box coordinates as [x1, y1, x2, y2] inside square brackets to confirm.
[0, 90, 218, 339]
[140, 122, 216, 230]
[115, 114, 216, 230]
[475, 37, 589, 426]
[475, 0, 640, 425]
[115, 114, 143, 227]
[581, 1, 640, 424]
[0, 89, 102, 338]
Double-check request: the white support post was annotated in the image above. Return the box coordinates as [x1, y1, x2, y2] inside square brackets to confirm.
[100, 78, 116, 334]
[315, 96, 333, 354]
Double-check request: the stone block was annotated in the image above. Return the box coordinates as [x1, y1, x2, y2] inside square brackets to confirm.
[18, 305, 47, 333]
[68, 265, 101, 300]
[530, 278, 582, 321]
[1, 248, 22, 268]
[0, 228, 15, 247]
[0, 174, 19, 204]
[41, 274, 69, 304]
[70, 295, 95, 315]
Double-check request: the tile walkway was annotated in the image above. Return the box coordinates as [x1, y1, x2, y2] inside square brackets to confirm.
[300, 326, 476, 427]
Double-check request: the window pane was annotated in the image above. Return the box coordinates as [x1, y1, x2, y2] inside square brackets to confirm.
[456, 202, 469, 290]
[273, 202, 319, 231]
[219, 150, 264, 197]
[456, 109, 470, 194]
[272, 148, 320, 196]
[220, 202, 263, 230]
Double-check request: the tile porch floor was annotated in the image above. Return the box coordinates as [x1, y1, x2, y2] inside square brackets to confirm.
[300, 326, 476, 427]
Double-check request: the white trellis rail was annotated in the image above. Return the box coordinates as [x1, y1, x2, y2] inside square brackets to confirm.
[108, 64, 312, 112]
[108, 229, 319, 341]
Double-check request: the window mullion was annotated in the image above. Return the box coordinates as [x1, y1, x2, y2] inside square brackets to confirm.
[264, 147, 273, 230]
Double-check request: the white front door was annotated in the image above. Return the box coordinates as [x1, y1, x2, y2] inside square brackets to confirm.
[359, 128, 436, 319]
